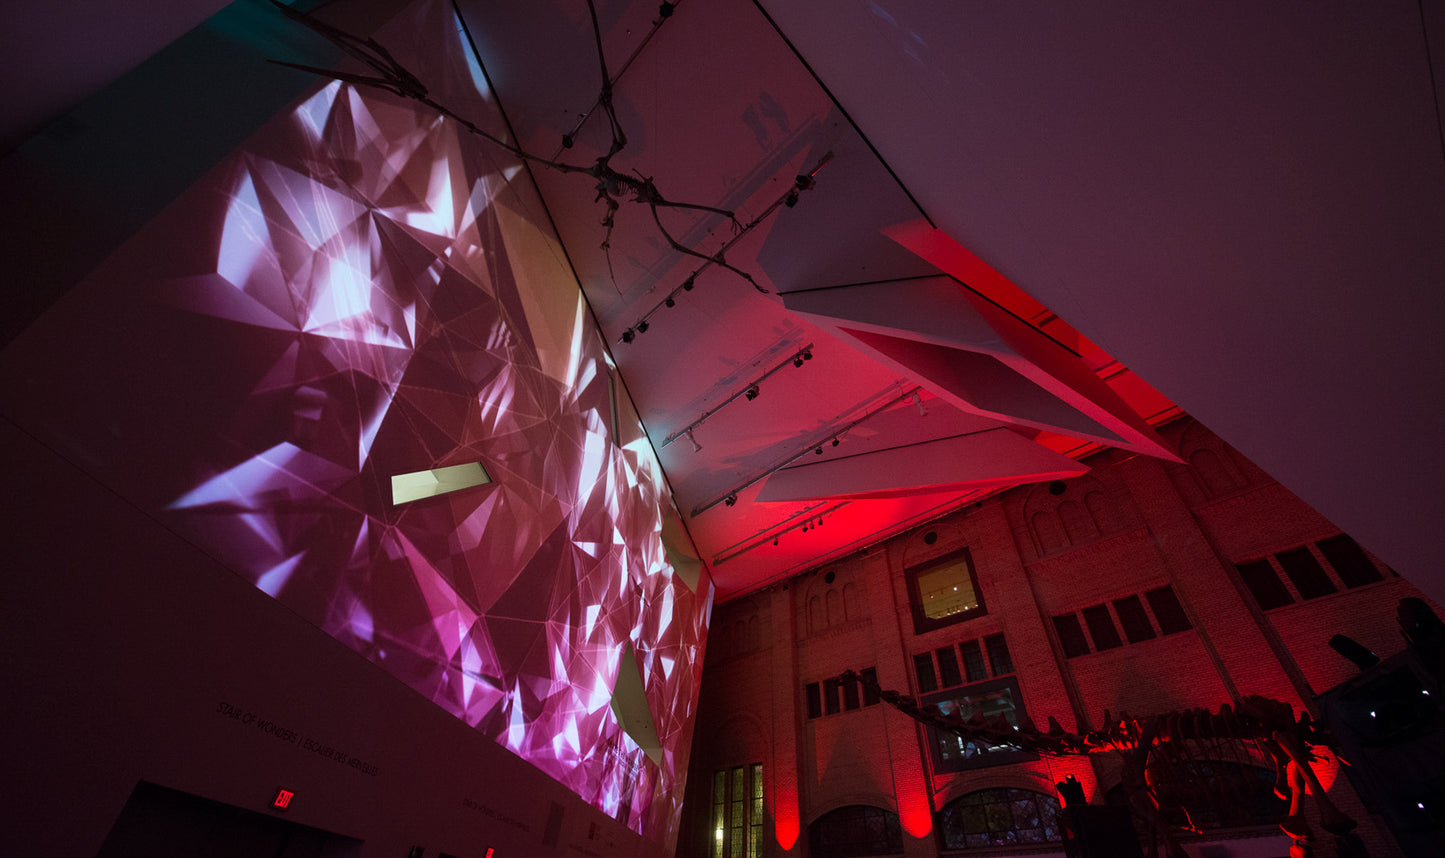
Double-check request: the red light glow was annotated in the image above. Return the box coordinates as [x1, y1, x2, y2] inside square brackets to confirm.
[272, 788, 294, 810]
[1314, 753, 1339, 792]
[773, 782, 799, 850]
[896, 779, 932, 838]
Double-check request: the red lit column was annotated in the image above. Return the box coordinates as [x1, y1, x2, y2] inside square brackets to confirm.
[769, 585, 802, 852]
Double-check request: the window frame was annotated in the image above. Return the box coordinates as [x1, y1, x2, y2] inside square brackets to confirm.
[905, 547, 987, 634]
[1081, 603, 1123, 651]
[808, 804, 904, 858]
[936, 787, 1062, 850]
[1052, 613, 1091, 658]
[711, 763, 764, 858]
[921, 677, 1037, 773]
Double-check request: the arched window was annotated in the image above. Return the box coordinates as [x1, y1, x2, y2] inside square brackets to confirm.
[1189, 448, 1239, 497]
[1057, 500, 1098, 543]
[1030, 510, 1068, 554]
[937, 788, 1061, 850]
[808, 595, 825, 636]
[808, 805, 903, 857]
[842, 583, 859, 622]
[826, 589, 843, 627]
[1084, 490, 1125, 535]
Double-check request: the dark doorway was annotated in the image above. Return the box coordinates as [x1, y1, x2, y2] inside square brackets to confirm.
[96, 781, 362, 858]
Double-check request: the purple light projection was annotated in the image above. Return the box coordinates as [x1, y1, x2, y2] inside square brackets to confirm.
[0, 0, 708, 844]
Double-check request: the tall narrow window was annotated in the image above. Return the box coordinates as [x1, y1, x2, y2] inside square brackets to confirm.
[711, 765, 764, 858]
[1053, 614, 1090, 658]
[1145, 586, 1193, 634]
[1082, 604, 1123, 651]
[711, 771, 726, 858]
[1276, 548, 1337, 600]
[860, 668, 880, 706]
[1317, 535, 1382, 588]
[914, 653, 939, 693]
[936, 646, 963, 688]
[730, 767, 745, 858]
[1237, 560, 1292, 610]
[960, 639, 988, 682]
[984, 633, 1014, 675]
[824, 678, 843, 715]
[805, 682, 822, 719]
[749, 764, 763, 858]
[1112, 595, 1157, 643]
[842, 674, 861, 710]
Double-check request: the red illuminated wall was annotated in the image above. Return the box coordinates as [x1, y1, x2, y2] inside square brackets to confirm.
[0, 0, 707, 849]
[684, 417, 1436, 857]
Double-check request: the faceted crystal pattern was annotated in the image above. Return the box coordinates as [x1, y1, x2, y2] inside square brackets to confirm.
[2, 0, 709, 843]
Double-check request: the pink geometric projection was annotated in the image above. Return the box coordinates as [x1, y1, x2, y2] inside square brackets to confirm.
[0, 0, 709, 845]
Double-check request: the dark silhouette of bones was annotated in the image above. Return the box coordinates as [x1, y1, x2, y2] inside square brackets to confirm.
[841, 670, 1355, 857]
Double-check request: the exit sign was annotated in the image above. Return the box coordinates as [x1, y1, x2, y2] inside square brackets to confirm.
[273, 788, 295, 810]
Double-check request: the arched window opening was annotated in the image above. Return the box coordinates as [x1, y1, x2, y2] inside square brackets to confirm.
[1057, 500, 1098, 543]
[808, 805, 903, 857]
[826, 589, 843, 628]
[1188, 448, 1239, 497]
[937, 788, 1061, 850]
[1031, 510, 1068, 554]
[1084, 490, 1125, 535]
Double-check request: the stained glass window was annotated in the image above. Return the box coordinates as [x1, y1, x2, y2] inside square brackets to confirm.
[937, 788, 1061, 850]
[808, 805, 903, 857]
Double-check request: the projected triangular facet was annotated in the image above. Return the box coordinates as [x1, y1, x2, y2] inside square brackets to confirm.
[611, 642, 664, 766]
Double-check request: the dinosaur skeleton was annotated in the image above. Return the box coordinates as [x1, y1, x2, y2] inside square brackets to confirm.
[840, 669, 1358, 857]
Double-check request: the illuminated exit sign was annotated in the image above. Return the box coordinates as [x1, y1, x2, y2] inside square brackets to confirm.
[273, 788, 295, 810]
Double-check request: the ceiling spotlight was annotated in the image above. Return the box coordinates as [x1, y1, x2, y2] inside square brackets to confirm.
[803, 350, 812, 361]
[561, 133, 575, 149]
[682, 276, 695, 291]
[745, 385, 760, 401]
[784, 189, 800, 208]
[686, 429, 702, 453]
[793, 356, 804, 368]
[814, 446, 823, 455]
[664, 296, 675, 308]
[659, 2, 675, 18]
[831, 438, 839, 447]
[723, 493, 738, 507]
[772, 537, 779, 546]
[636, 320, 649, 334]
[621, 328, 635, 343]
[802, 525, 809, 533]
[818, 518, 824, 526]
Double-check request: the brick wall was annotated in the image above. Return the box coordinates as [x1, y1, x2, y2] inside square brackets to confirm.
[686, 418, 1439, 858]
